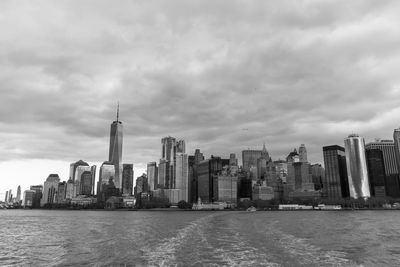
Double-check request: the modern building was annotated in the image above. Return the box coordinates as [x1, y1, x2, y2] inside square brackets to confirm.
[23, 190, 35, 208]
[16, 185, 21, 203]
[109, 105, 123, 189]
[394, 128, 400, 175]
[197, 156, 229, 203]
[323, 145, 349, 199]
[175, 153, 189, 202]
[41, 174, 60, 207]
[122, 164, 134, 196]
[311, 164, 325, 191]
[229, 153, 238, 166]
[365, 149, 387, 197]
[57, 181, 67, 203]
[80, 171, 93, 196]
[75, 164, 91, 195]
[158, 160, 170, 189]
[344, 134, 370, 199]
[69, 160, 89, 181]
[90, 165, 97, 195]
[147, 162, 158, 191]
[242, 144, 269, 173]
[30, 185, 43, 208]
[189, 149, 205, 203]
[134, 174, 148, 197]
[98, 161, 116, 196]
[366, 139, 400, 198]
[4, 191, 8, 202]
[215, 166, 238, 203]
[252, 182, 274, 201]
[66, 179, 74, 200]
[299, 144, 308, 163]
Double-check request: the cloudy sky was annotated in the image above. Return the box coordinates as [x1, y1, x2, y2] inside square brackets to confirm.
[1, 0, 400, 196]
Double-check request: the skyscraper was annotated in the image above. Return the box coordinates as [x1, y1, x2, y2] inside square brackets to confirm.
[242, 146, 264, 172]
[97, 161, 116, 196]
[122, 164, 134, 195]
[147, 162, 158, 191]
[365, 149, 387, 197]
[366, 139, 400, 198]
[175, 153, 189, 202]
[109, 104, 123, 189]
[323, 145, 349, 199]
[91, 165, 97, 195]
[41, 174, 60, 207]
[16, 185, 21, 203]
[299, 144, 308, 163]
[69, 160, 89, 181]
[344, 134, 370, 199]
[394, 128, 400, 174]
[5, 191, 8, 202]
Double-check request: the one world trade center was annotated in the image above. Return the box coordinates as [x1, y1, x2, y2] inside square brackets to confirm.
[109, 104, 123, 189]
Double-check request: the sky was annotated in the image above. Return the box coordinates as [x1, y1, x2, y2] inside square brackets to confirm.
[1, 0, 400, 197]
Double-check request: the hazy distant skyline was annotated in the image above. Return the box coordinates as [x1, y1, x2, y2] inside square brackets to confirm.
[1, 0, 400, 195]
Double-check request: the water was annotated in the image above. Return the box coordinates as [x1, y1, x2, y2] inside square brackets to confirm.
[1, 210, 400, 266]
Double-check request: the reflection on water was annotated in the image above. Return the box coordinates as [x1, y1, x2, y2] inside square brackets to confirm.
[1, 210, 400, 266]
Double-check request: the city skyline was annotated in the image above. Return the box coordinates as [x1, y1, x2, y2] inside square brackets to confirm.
[2, 1, 400, 195]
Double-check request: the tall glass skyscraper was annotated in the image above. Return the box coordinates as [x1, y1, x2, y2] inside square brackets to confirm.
[323, 145, 349, 199]
[393, 128, 400, 175]
[344, 134, 370, 199]
[109, 105, 123, 189]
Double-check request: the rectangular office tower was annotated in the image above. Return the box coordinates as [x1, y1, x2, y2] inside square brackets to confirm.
[366, 139, 400, 197]
[344, 134, 370, 199]
[365, 149, 387, 197]
[323, 145, 350, 199]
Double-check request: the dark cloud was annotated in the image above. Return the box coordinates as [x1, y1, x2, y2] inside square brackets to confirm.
[1, 0, 400, 178]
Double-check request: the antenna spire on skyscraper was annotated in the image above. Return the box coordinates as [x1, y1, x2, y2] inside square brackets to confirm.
[116, 102, 119, 122]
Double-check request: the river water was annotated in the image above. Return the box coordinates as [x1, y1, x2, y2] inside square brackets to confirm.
[0, 210, 400, 266]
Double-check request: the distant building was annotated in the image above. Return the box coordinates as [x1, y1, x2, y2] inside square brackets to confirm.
[109, 105, 123, 189]
[41, 174, 60, 207]
[134, 174, 148, 197]
[189, 149, 205, 203]
[30, 185, 43, 208]
[80, 171, 93, 196]
[66, 179, 74, 200]
[69, 160, 89, 181]
[242, 144, 268, 172]
[75, 165, 91, 195]
[23, 190, 35, 208]
[4, 191, 8, 203]
[252, 182, 274, 201]
[323, 145, 349, 199]
[198, 156, 229, 203]
[158, 160, 170, 189]
[365, 149, 387, 197]
[366, 139, 400, 198]
[394, 128, 400, 176]
[175, 153, 189, 202]
[16, 185, 21, 203]
[98, 161, 115, 196]
[229, 153, 238, 166]
[147, 162, 158, 191]
[215, 166, 238, 203]
[311, 164, 325, 191]
[122, 164, 134, 196]
[298, 144, 308, 163]
[57, 181, 67, 203]
[344, 134, 370, 198]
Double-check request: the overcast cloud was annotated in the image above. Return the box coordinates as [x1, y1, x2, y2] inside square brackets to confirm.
[1, 0, 400, 193]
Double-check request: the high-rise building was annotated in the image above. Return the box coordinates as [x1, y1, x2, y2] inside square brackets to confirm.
[311, 164, 325, 191]
[98, 161, 116, 196]
[5, 191, 8, 202]
[122, 164, 134, 196]
[176, 140, 186, 153]
[197, 156, 229, 203]
[57, 181, 67, 203]
[367, 139, 400, 198]
[242, 149, 262, 172]
[323, 145, 349, 199]
[189, 149, 205, 203]
[90, 165, 97, 195]
[175, 153, 189, 202]
[80, 171, 93, 196]
[147, 162, 158, 191]
[75, 164, 91, 196]
[344, 134, 370, 199]
[41, 174, 60, 207]
[365, 149, 387, 197]
[8, 189, 12, 202]
[158, 160, 170, 189]
[66, 179, 74, 199]
[23, 190, 35, 208]
[299, 144, 308, 163]
[16, 185, 21, 203]
[134, 174, 148, 197]
[30, 185, 43, 208]
[109, 104, 123, 189]
[69, 160, 89, 181]
[394, 128, 400, 175]
[215, 166, 238, 203]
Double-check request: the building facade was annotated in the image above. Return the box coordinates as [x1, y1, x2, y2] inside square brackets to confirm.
[109, 106, 123, 189]
[365, 149, 387, 197]
[323, 145, 349, 199]
[122, 164, 134, 196]
[41, 174, 60, 207]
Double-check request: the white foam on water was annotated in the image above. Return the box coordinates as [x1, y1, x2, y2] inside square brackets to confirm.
[269, 227, 363, 267]
[141, 214, 216, 267]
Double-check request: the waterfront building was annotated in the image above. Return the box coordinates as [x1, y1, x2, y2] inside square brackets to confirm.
[257, 158, 267, 180]
[57, 181, 67, 203]
[394, 128, 400, 175]
[252, 182, 274, 201]
[366, 139, 400, 198]
[238, 171, 252, 200]
[16, 185, 21, 203]
[147, 162, 158, 191]
[274, 160, 288, 183]
[5, 191, 8, 203]
[323, 145, 349, 199]
[40, 174, 60, 207]
[344, 134, 371, 199]
[23, 190, 35, 208]
[30, 185, 43, 208]
[109, 105, 123, 189]
[69, 160, 89, 181]
[189, 149, 205, 203]
[66, 178, 74, 200]
[75, 165, 91, 195]
[7, 189, 12, 202]
[161, 136, 177, 188]
[197, 156, 229, 203]
[98, 162, 115, 196]
[311, 164, 325, 191]
[365, 149, 387, 197]
[299, 144, 308, 163]
[122, 164, 134, 196]
[175, 153, 189, 202]
[80, 171, 93, 196]
[90, 165, 97, 195]
[215, 166, 238, 203]
[134, 174, 149, 197]
[158, 160, 170, 189]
